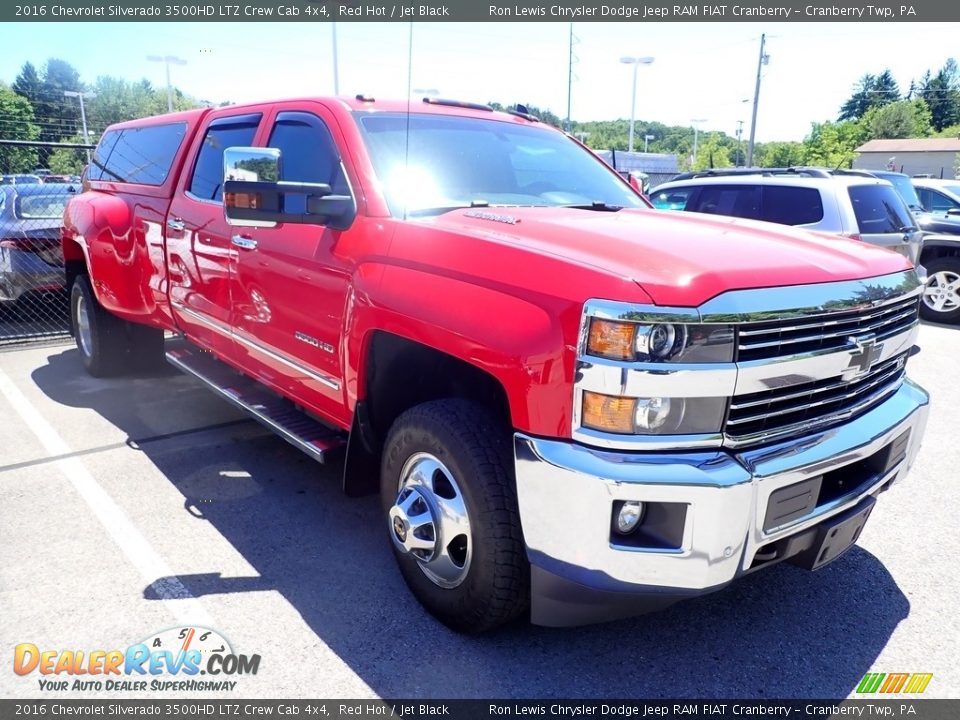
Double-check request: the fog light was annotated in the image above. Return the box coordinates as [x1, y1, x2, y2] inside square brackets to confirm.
[615, 501, 644, 534]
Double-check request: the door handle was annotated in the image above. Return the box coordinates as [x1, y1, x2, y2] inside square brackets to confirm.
[231, 235, 258, 250]
[166, 217, 185, 232]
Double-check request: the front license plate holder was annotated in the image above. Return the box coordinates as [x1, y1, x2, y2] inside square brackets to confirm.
[789, 495, 876, 571]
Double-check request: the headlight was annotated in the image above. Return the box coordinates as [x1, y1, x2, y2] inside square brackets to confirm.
[587, 319, 734, 363]
[582, 391, 727, 435]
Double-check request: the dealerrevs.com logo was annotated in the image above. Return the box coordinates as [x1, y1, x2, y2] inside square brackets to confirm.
[13, 626, 260, 693]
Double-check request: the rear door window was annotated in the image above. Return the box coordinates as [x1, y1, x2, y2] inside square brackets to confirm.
[688, 184, 761, 221]
[93, 123, 187, 185]
[760, 186, 824, 226]
[649, 187, 696, 210]
[848, 184, 914, 233]
[188, 113, 262, 202]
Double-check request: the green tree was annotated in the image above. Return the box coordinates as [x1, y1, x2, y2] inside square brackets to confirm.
[839, 74, 877, 121]
[46, 133, 87, 174]
[87, 76, 159, 127]
[935, 123, 960, 138]
[873, 70, 901, 106]
[488, 102, 563, 128]
[918, 59, 960, 131]
[803, 119, 868, 168]
[12, 61, 43, 106]
[754, 141, 807, 167]
[692, 132, 732, 171]
[863, 99, 933, 139]
[838, 70, 901, 121]
[38, 58, 83, 139]
[0, 83, 40, 173]
[12, 58, 84, 165]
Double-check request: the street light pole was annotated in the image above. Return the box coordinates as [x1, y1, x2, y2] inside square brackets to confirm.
[64, 90, 96, 162]
[691, 118, 707, 165]
[644, 133, 655, 153]
[332, 23, 340, 95]
[735, 120, 744, 166]
[620, 56, 654, 153]
[147, 55, 188, 113]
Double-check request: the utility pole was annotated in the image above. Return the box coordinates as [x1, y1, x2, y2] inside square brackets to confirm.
[746, 33, 768, 167]
[332, 23, 340, 95]
[64, 90, 95, 163]
[147, 55, 187, 113]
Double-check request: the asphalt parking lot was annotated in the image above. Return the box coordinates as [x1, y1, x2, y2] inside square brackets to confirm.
[1, 323, 958, 700]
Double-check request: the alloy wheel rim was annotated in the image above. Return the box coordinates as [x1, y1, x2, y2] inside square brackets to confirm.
[76, 294, 93, 358]
[923, 271, 960, 313]
[389, 452, 473, 589]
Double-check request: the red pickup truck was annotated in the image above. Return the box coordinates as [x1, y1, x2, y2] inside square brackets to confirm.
[63, 96, 929, 632]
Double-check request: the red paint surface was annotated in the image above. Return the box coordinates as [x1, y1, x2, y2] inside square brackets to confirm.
[63, 98, 912, 438]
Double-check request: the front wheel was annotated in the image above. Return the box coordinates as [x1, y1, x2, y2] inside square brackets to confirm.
[380, 399, 529, 633]
[920, 257, 960, 324]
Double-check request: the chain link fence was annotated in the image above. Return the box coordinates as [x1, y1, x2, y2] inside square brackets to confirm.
[1, 140, 91, 347]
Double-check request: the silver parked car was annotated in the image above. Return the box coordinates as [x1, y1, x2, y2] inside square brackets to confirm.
[0, 183, 75, 306]
[913, 177, 960, 215]
[650, 168, 923, 267]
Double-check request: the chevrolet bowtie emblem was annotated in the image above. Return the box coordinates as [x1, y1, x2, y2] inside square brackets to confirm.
[844, 335, 883, 379]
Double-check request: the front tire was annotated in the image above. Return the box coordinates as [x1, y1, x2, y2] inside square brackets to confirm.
[380, 399, 529, 633]
[920, 257, 960, 324]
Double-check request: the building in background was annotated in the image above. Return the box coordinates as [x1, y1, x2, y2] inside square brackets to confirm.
[854, 138, 960, 178]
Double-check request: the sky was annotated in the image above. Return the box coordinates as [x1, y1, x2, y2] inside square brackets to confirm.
[0, 21, 957, 143]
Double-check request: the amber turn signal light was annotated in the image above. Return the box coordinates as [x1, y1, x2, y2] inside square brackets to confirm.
[582, 391, 638, 434]
[587, 319, 636, 360]
[224, 192, 260, 210]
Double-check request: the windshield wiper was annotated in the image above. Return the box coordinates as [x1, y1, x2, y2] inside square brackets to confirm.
[407, 200, 489, 217]
[561, 201, 624, 211]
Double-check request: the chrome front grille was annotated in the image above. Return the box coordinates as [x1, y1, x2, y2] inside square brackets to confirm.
[726, 352, 908, 443]
[736, 294, 919, 362]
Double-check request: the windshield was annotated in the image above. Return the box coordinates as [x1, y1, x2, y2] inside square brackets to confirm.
[876, 173, 923, 210]
[16, 194, 69, 219]
[945, 184, 960, 198]
[354, 112, 645, 216]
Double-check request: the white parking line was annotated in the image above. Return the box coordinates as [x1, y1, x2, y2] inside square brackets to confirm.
[0, 367, 213, 627]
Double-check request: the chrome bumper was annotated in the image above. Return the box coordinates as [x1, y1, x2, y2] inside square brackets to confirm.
[514, 379, 929, 626]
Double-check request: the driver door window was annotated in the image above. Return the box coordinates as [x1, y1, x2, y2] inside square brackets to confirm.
[266, 111, 349, 214]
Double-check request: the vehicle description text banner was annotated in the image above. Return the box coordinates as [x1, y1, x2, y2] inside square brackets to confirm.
[4, 0, 959, 22]
[3, 701, 960, 720]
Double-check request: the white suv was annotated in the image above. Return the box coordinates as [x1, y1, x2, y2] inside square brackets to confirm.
[650, 169, 923, 267]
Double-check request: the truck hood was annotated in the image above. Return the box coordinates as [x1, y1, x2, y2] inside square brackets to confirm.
[425, 207, 913, 306]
